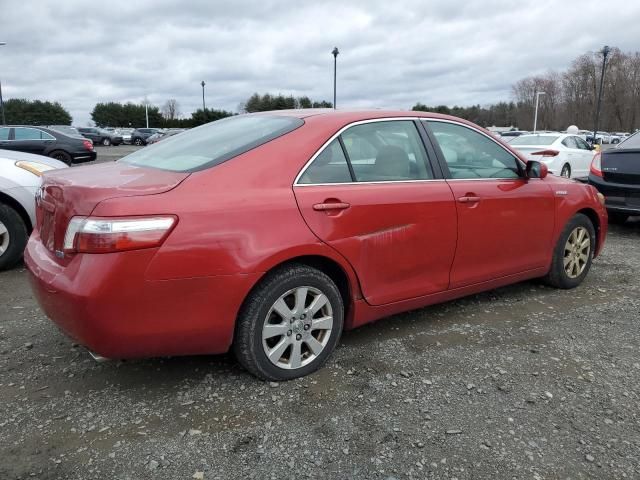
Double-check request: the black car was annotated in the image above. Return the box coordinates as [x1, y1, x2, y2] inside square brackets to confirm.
[130, 128, 163, 146]
[0, 125, 96, 165]
[77, 127, 123, 146]
[588, 131, 640, 223]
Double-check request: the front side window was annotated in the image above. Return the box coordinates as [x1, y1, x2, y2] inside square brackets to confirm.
[574, 137, 590, 150]
[121, 115, 303, 172]
[0, 127, 9, 140]
[298, 139, 352, 184]
[341, 121, 433, 181]
[427, 121, 521, 179]
[14, 127, 52, 140]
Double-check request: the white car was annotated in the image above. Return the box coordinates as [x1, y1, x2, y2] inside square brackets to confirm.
[509, 133, 596, 179]
[0, 149, 68, 270]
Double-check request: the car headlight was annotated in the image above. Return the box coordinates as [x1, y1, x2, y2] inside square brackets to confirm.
[15, 161, 59, 177]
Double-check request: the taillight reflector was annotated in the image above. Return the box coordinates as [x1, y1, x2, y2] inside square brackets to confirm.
[590, 152, 603, 177]
[531, 149, 559, 157]
[63, 216, 177, 253]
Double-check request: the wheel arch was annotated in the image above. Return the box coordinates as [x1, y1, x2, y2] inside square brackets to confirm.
[576, 207, 600, 255]
[0, 191, 32, 232]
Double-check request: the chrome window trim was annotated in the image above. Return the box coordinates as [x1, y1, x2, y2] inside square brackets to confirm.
[425, 118, 526, 181]
[295, 178, 445, 187]
[293, 117, 431, 186]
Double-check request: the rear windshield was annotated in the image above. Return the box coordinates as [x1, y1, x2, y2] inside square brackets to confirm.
[510, 135, 559, 146]
[619, 131, 640, 149]
[121, 115, 304, 172]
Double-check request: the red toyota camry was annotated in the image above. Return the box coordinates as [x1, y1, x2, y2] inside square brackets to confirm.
[25, 110, 607, 380]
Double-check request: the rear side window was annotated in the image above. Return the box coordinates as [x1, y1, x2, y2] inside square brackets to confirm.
[427, 120, 520, 179]
[620, 132, 640, 148]
[341, 121, 433, 181]
[121, 115, 303, 172]
[298, 139, 352, 184]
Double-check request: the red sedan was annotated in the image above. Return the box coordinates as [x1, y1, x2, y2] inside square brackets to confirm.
[25, 110, 608, 380]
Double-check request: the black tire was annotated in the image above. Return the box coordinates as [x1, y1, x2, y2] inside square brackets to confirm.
[560, 163, 571, 178]
[234, 264, 344, 381]
[133, 138, 144, 146]
[101, 137, 111, 146]
[544, 213, 595, 289]
[0, 203, 29, 271]
[49, 150, 73, 165]
[612, 138, 620, 144]
[608, 212, 629, 224]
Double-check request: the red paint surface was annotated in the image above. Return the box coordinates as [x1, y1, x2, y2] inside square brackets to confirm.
[24, 110, 608, 358]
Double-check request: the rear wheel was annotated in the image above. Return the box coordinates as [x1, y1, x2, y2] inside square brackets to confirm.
[560, 163, 571, 178]
[234, 264, 344, 380]
[544, 213, 595, 289]
[0, 203, 28, 271]
[608, 212, 629, 224]
[49, 150, 72, 165]
[101, 137, 111, 146]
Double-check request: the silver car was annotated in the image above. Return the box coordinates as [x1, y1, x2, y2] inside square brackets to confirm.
[0, 149, 68, 270]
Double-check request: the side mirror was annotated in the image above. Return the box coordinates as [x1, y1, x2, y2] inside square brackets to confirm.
[526, 160, 548, 179]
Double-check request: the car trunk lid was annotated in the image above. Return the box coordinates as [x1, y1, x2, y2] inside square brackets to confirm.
[601, 148, 640, 184]
[36, 162, 188, 256]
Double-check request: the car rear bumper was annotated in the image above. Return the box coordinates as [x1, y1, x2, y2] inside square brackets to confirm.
[71, 151, 97, 162]
[588, 174, 640, 215]
[24, 232, 262, 359]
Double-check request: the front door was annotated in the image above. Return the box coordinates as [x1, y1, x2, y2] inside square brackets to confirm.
[424, 120, 555, 288]
[294, 119, 457, 306]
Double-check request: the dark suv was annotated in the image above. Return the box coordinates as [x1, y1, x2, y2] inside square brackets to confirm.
[77, 127, 123, 146]
[130, 128, 162, 146]
[0, 125, 96, 165]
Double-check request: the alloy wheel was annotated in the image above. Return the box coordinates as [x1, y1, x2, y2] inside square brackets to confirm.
[262, 286, 333, 370]
[0, 221, 10, 256]
[563, 226, 590, 278]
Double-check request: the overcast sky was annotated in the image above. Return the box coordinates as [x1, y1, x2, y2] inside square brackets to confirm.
[2, 0, 639, 125]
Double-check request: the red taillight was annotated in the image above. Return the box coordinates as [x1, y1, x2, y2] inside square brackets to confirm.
[531, 149, 559, 157]
[83, 140, 94, 151]
[590, 152, 603, 177]
[63, 216, 177, 254]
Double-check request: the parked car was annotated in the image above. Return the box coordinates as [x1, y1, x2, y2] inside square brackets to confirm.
[0, 125, 96, 165]
[499, 131, 527, 142]
[146, 129, 185, 145]
[77, 127, 123, 146]
[130, 128, 163, 146]
[25, 111, 607, 380]
[509, 133, 595, 178]
[118, 128, 134, 144]
[0, 150, 67, 270]
[47, 125, 85, 139]
[588, 130, 640, 223]
[586, 131, 611, 145]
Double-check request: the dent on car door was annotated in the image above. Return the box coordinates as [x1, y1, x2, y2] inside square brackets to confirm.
[424, 120, 555, 288]
[293, 119, 457, 306]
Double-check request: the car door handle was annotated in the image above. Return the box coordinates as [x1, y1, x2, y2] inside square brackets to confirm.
[457, 196, 480, 204]
[313, 202, 351, 211]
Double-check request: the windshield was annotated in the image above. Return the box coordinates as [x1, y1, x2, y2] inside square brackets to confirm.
[510, 135, 559, 146]
[618, 131, 640, 149]
[120, 115, 304, 172]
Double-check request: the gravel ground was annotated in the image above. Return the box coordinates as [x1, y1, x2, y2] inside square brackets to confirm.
[1, 147, 639, 479]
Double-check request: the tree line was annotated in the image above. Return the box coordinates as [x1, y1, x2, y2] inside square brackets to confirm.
[2, 99, 72, 125]
[90, 102, 234, 128]
[414, 48, 640, 132]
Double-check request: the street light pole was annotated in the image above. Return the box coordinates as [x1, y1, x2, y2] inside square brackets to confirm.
[533, 91, 545, 133]
[592, 45, 611, 146]
[201, 81, 206, 112]
[143, 96, 149, 128]
[0, 42, 6, 125]
[331, 47, 339, 109]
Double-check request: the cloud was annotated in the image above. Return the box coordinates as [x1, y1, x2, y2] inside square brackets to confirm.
[1, 0, 637, 124]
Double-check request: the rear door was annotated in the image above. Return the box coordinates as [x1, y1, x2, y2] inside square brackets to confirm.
[423, 119, 555, 288]
[572, 136, 595, 177]
[294, 119, 457, 306]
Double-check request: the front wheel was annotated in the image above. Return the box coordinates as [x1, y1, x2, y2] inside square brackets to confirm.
[234, 264, 344, 381]
[0, 203, 28, 271]
[101, 137, 111, 146]
[544, 213, 595, 289]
